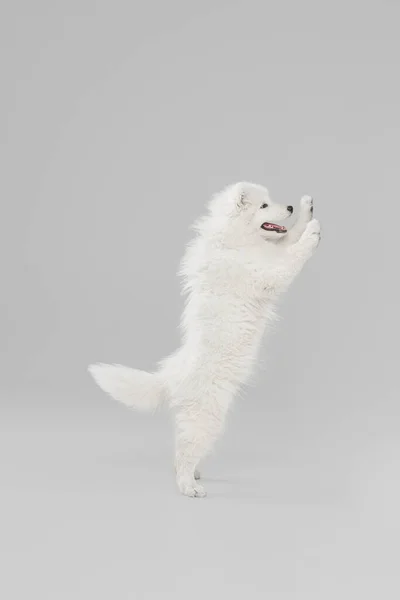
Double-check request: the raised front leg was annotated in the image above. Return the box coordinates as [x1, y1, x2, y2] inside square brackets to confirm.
[284, 195, 314, 245]
[287, 218, 321, 272]
[262, 219, 321, 294]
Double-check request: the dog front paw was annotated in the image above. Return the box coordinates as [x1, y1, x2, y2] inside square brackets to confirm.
[301, 195, 314, 216]
[304, 218, 321, 248]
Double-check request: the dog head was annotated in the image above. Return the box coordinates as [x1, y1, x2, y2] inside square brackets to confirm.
[209, 182, 293, 242]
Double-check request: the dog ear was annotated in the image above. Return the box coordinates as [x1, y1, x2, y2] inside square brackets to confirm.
[235, 187, 249, 212]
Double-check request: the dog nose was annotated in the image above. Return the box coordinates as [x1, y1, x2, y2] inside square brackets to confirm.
[287, 205, 293, 213]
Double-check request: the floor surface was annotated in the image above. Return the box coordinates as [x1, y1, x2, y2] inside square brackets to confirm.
[1, 385, 399, 599]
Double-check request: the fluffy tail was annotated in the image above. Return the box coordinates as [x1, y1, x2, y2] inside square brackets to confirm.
[88, 363, 163, 412]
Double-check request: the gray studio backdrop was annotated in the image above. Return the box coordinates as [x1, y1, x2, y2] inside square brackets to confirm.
[1, 1, 399, 599]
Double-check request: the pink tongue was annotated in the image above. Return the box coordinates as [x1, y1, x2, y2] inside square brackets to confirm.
[265, 223, 284, 230]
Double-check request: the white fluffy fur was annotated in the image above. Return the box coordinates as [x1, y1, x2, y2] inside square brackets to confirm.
[89, 182, 321, 497]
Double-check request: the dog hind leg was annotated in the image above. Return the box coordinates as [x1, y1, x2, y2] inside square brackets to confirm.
[174, 402, 227, 498]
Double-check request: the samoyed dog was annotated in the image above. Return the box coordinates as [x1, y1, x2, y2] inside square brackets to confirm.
[89, 182, 321, 497]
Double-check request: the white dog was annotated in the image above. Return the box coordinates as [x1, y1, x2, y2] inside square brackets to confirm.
[89, 182, 321, 497]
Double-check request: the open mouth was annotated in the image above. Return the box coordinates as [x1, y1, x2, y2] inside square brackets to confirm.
[261, 222, 287, 233]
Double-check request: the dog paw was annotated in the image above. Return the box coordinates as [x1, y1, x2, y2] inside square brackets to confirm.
[304, 218, 321, 247]
[301, 195, 314, 215]
[307, 217, 320, 233]
[179, 481, 207, 498]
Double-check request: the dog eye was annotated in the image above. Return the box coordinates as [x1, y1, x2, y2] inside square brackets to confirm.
[260, 203, 268, 209]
